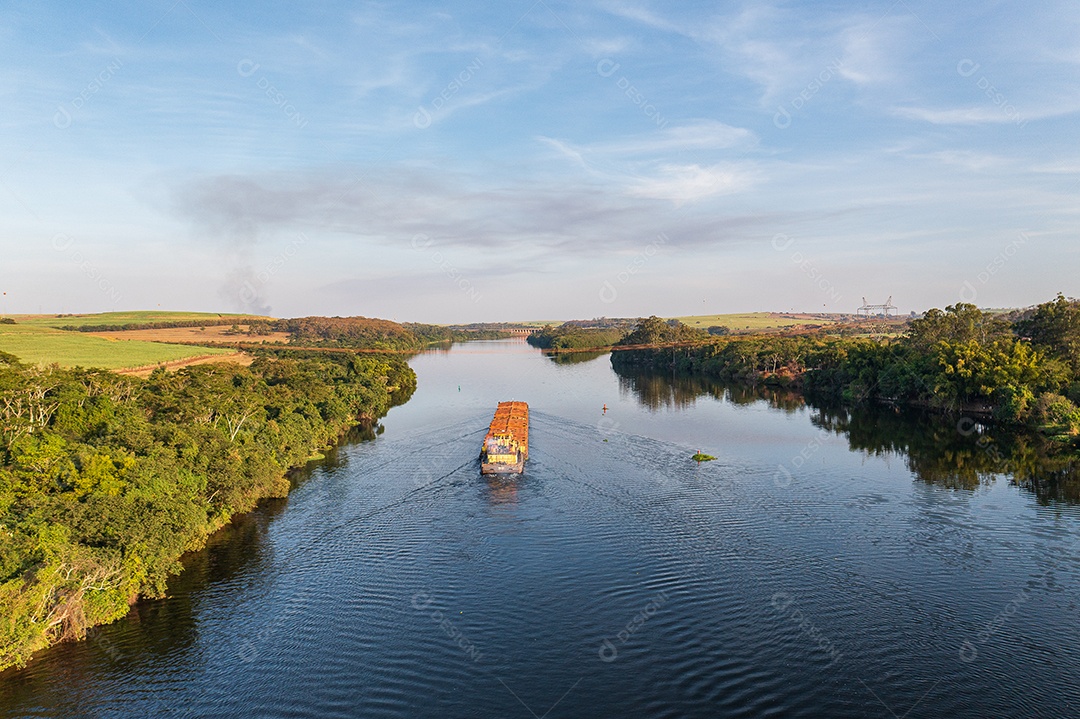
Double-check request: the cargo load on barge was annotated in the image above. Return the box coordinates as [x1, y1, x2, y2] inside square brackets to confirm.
[481, 401, 529, 475]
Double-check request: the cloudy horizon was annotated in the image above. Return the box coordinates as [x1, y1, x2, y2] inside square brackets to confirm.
[1, 1, 1077, 322]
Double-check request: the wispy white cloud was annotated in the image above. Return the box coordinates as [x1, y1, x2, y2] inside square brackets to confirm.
[537, 137, 589, 169]
[558, 120, 756, 157]
[627, 163, 758, 203]
[917, 150, 1008, 171]
[599, 2, 683, 34]
[835, 15, 916, 87]
[580, 36, 636, 57]
[1029, 160, 1080, 174]
[892, 105, 1026, 125]
[600, 1, 912, 106]
[538, 121, 759, 203]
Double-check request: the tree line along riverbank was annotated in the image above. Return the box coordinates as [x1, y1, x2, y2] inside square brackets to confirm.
[0, 351, 415, 672]
[610, 367, 1080, 503]
[611, 296, 1080, 443]
[525, 322, 632, 350]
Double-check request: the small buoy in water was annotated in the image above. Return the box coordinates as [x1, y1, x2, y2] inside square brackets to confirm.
[602, 404, 608, 414]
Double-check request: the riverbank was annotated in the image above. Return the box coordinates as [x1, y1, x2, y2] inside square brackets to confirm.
[0, 352, 415, 672]
[612, 300, 1080, 443]
[526, 323, 629, 351]
[5, 338, 1080, 718]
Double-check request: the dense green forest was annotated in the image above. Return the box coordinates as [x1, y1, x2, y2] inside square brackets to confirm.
[401, 323, 509, 345]
[612, 296, 1080, 440]
[280, 316, 430, 349]
[277, 317, 507, 348]
[526, 323, 630, 350]
[0, 351, 414, 671]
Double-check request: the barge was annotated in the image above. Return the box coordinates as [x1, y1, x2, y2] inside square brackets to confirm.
[481, 401, 529, 475]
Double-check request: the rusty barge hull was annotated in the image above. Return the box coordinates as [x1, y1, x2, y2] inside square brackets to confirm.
[480, 401, 528, 475]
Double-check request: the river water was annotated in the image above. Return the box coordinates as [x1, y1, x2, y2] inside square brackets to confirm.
[3, 339, 1080, 718]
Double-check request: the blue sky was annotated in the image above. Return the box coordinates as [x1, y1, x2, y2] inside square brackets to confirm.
[1, 0, 1077, 322]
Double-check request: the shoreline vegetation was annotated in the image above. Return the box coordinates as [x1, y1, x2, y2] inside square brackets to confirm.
[610, 296, 1080, 445]
[612, 371, 1080, 503]
[0, 347, 416, 673]
[3, 298, 1077, 672]
[0, 311, 526, 672]
[525, 321, 633, 351]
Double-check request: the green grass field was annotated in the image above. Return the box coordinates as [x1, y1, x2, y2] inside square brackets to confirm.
[507, 313, 840, 332]
[514, 320, 568, 327]
[0, 324, 232, 369]
[12, 310, 269, 329]
[674, 312, 841, 331]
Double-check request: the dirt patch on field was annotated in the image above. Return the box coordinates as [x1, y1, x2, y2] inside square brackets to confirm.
[88, 325, 291, 345]
[115, 352, 255, 377]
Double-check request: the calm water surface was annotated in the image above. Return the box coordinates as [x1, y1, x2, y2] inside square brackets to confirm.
[2, 339, 1080, 718]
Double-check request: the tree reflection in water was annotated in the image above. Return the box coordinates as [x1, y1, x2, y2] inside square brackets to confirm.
[615, 367, 805, 413]
[544, 350, 610, 366]
[614, 366, 1080, 505]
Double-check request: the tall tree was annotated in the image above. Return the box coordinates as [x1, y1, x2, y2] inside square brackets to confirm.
[1017, 294, 1080, 374]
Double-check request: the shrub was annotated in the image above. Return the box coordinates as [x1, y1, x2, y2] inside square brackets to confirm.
[993, 385, 1035, 423]
[1032, 393, 1080, 436]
